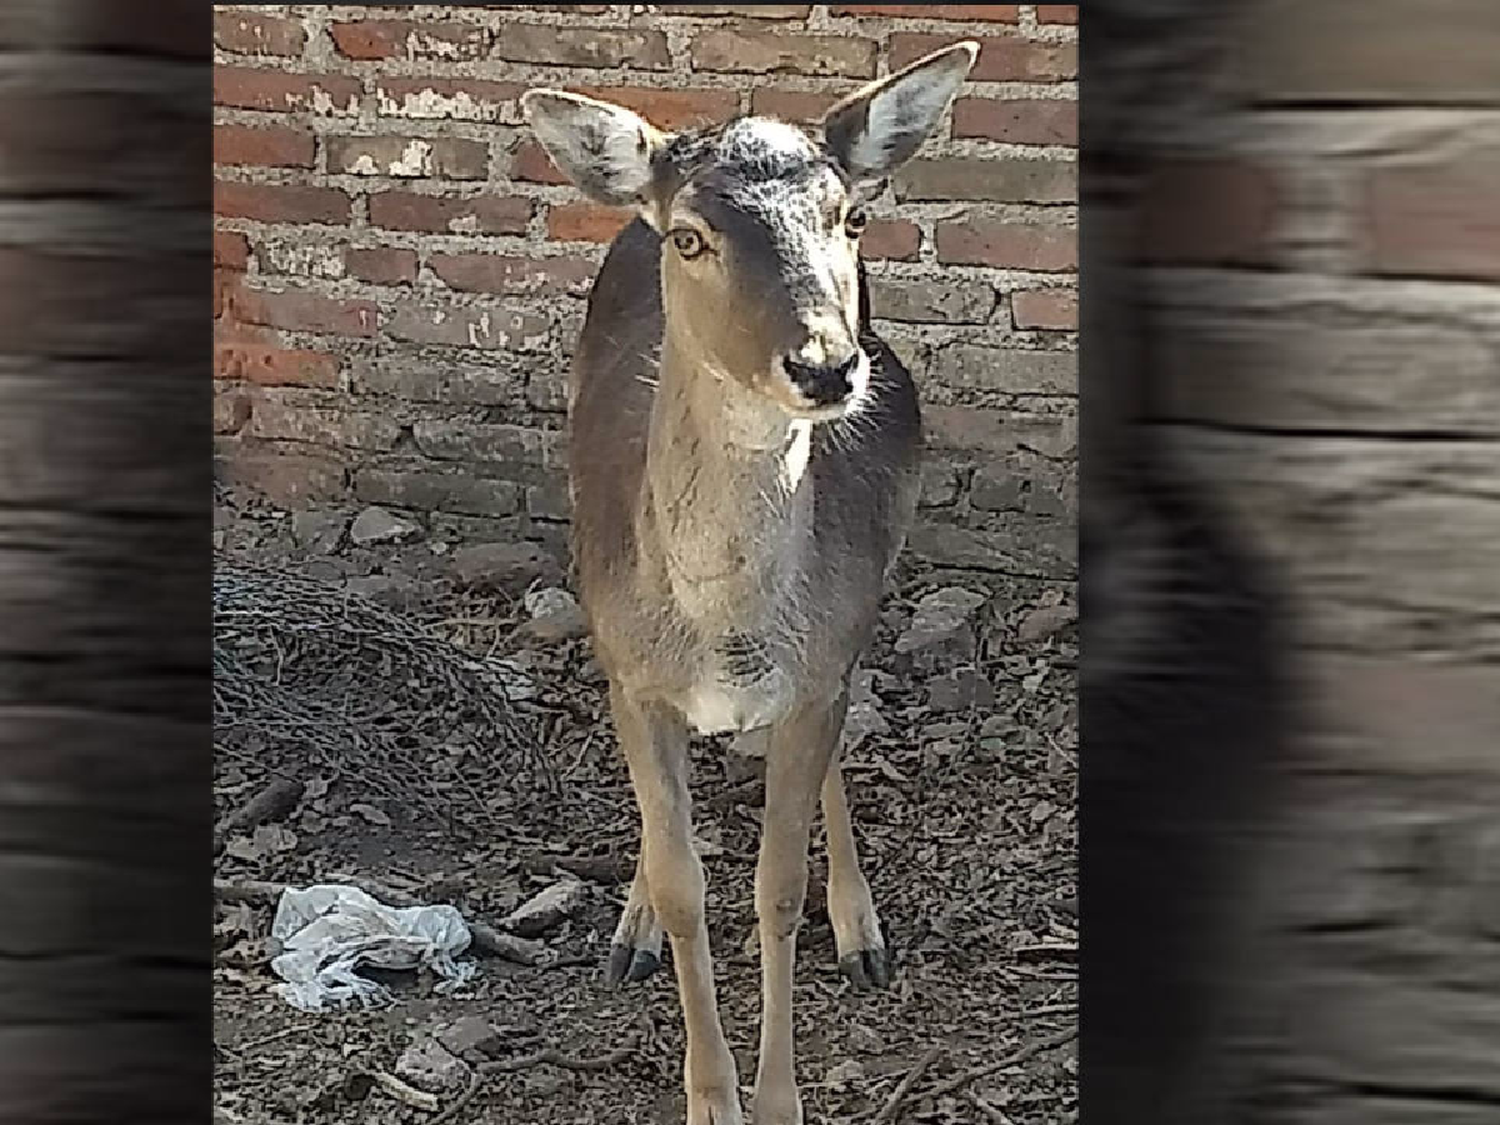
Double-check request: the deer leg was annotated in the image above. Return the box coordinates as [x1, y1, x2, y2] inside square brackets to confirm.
[610, 683, 742, 1125]
[606, 854, 664, 985]
[752, 693, 846, 1125]
[822, 758, 890, 989]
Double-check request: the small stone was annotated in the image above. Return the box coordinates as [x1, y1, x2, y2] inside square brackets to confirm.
[515, 587, 587, 643]
[349, 506, 420, 546]
[523, 587, 578, 619]
[980, 714, 1016, 738]
[927, 669, 996, 713]
[896, 587, 989, 663]
[1018, 604, 1077, 643]
[395, 1039, 469, 1093]
[292, 509, 348, 554]
[436, 1016, 506, 1060]
[825, 1059, 865, 1086]
[503, 879, 588, 939]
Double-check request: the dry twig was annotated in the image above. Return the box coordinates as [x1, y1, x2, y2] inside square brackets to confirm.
[921, 1027, 1077, 1105]
[370, 1070, 440, 1112]
[520, 851, 633, 884]
[430, 1042, 636, 1125]
[213, 562, 550, 831]
[871, 1045, 942, 1125]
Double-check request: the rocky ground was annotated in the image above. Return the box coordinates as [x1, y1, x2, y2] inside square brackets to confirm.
[213, 486, 1078, 1125]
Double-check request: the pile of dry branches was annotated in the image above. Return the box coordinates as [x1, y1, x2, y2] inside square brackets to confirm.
[213, 562, 550, 832]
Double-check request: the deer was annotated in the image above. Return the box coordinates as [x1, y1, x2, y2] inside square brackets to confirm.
[521, 41, 978, 1125]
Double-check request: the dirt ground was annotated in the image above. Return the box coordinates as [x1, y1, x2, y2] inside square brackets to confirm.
[213, 486, 1078, 1125]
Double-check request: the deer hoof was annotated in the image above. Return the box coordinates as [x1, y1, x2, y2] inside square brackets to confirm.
[838, 946, 892, 990]
[605, 942, 662, 986]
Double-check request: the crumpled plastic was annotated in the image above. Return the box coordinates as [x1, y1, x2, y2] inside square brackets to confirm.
[269, 884, 478, 1012]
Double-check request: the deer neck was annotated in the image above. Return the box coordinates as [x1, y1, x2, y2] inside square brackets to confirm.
[641, 337, 813, 625]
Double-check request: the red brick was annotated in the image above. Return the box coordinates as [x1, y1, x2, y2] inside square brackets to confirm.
[214, 181, 352, 225]
[936, 221, 1076, 271]
[547, 203, 632, 244]
[214, 231, 249, 271]
[370, 192, 531, 235]
[215, 343, 341, 387]
[493, 25, 671, 69]
[832, 5, 1019, 20]
[214, 390, 251, 434]
[217, 444, 347, 505]
[1012, 289, 1077, 330]
[374, 77, 522, 122]
[429, 253, 595, 296]
[213, 123, 314, 168]
[329, 20, 488, 61]
[1036, 5, 1078, 22]
[890, 33, 1075, 82]
[692, 30, 876, 77]
[672, 5, 811, 15]
[750, 89, 839, 124]
[326, 135, 489, 179]
[862, 219, 921, 261]
[214, 10, 304, 56]
[953, 98, 1077, 146]
[565, 86, 739, 130]
[345, 247, 418, 286]
[1363, 157, 1500, 282]
[512, 140, 568, 185]
[237, 287, 379, 337]
[214, 69, 361, 115]
[1138, 160, 1275, 267]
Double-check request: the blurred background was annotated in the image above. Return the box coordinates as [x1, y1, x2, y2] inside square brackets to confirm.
[1083, 1, 1500, 1123]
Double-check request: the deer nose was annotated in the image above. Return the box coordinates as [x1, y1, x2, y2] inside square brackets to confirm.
[782, 351, 860, 406]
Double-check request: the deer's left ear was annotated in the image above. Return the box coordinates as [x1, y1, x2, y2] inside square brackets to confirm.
[822, 41, 978, 184]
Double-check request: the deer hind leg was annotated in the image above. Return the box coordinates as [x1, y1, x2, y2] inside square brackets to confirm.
[606, 855, 664, 985]
[609, 683, 742, 1125]
[752, 693, 847, 1125]
[822, 758, 890, 989]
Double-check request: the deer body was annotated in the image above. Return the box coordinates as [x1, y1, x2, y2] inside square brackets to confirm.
[573, 219, 918, 738]
[523, 43, 977, 1124]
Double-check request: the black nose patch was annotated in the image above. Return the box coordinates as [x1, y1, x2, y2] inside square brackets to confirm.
[783, 352, 858, 406]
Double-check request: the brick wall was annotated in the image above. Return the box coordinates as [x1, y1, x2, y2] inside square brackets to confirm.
[212, 4, 1078, 581]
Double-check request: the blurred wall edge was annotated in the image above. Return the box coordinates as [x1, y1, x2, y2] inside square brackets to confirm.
[0, 1, 211, 1121]
[1082, 2, 1500, 1123]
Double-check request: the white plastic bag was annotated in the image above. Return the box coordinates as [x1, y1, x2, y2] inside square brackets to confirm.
[269, 885, 478, 1012]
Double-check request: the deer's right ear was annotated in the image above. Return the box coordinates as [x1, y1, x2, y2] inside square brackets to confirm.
[521, 90, 667, 210]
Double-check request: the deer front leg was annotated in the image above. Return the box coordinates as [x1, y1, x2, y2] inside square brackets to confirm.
[822, 759, 890, 989]
[610, 683, 742, 1125]
[753, 693, 846, 1125]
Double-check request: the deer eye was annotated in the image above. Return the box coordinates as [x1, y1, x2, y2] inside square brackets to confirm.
[670, 228, 706, 259]
[844, 208, 869, 237]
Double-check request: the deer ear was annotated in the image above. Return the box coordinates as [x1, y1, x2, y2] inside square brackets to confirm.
[822, 41, 978, 183]
[521, 89, 668, 207]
